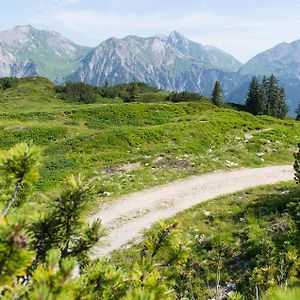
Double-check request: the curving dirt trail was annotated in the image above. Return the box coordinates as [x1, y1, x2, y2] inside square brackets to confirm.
[89, 165, 293, 258]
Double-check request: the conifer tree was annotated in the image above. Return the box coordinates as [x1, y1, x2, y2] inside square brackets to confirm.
[294, 143, 300, 184]
[245, 77, 260, 114]
[104, 79, 109, 88]
[31, 175, 104, 265]
[245, 74, 287, 119]
[0, 142, 40, 217]
[277, 87, 288, 119]
[265, 74, 279, 116]
[296, 102, 300, 121]
[257, 84, 267, 115]
[211, 81, 223, 106]
[124, 78, 140, 103]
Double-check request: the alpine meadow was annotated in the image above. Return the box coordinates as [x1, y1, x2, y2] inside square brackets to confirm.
[1, 1, 300, 299]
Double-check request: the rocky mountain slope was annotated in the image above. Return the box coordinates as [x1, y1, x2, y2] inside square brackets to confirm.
[240, 39, 300, 78]
[68, 31, 243, 91]
[0, 25, 91, 82]
[166, 31, 241, 72]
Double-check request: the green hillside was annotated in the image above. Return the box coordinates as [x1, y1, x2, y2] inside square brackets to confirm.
[0, 77, 300, 299]
[0, 77, 299, 199]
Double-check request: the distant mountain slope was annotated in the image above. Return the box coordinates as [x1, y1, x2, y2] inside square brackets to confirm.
[240, 40, 300, 78]
[68, 35, 201, 90]
[68, 32, 243, 93]
[166, 31, 242, 72]
[0, 44, 37, 77]
[0, 25, 91, 82]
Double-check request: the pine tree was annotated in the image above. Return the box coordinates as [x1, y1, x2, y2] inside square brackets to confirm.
[294, 143, 300, 184]
[245, 77, 260, 114]
[265, 74, 279, 116]
[296, 102, 300, 121]
[211, 81, 223, 106]
[277, 87, 288, 119]
[124, 78, 140, 103]
[31, 175, 104, 264]
[257, 84, 267, 115]
[245, 74, 287, 119]
[104, 79, 109, 88]
[0, 142, 40, 217]
[101, 79, 110, 98]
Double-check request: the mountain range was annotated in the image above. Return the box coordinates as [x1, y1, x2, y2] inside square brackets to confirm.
[0, 25, 299, 114]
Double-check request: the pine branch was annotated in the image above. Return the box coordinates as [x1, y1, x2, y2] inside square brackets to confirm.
[2, 178, 23, 217]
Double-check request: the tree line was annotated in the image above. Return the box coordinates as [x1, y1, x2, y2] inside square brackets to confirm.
[245, 75, 288, 119]
[1, 75, 298, 120]
[210, 75, 291, 120]
[0, 77, 19, 90]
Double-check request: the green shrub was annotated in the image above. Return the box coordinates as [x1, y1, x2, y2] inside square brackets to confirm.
[0, 77, 19, 90]
[56, 81, 97, 103]
[166, 91, 206, 103]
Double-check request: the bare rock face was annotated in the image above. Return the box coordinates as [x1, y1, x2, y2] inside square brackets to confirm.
[67, 32, 243, 94]
[0, 25, 91, 82]
[0, 45, 37, 77]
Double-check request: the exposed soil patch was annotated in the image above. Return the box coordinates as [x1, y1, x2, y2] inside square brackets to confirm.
[100, 162, 142, 175]
[152, 156, 195, 173]
[4, 125, 26, 131]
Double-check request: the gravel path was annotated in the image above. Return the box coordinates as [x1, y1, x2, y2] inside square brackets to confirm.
[89, 165, 293, 258]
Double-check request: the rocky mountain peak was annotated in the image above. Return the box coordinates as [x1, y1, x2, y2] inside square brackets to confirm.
[0, 25, 34, 47]
[167, 31, 190, 48]
[0, 25, 91, 81]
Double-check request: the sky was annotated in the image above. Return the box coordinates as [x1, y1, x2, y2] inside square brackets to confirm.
[0, 0, 299, 62]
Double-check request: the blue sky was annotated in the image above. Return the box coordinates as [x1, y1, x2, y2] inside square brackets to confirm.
[1, 0, 299, 62]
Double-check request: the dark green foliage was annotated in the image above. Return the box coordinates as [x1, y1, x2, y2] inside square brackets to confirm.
[277, 87, 288, 119]
[294, 143, 300, 184]
[0, 77, 19, 90]
[0, 217, 34, 286]
[98, 79, 117, 98]
[0, 143, 105, 298]
[99, 81, 161, 99]
[123, 79, 141, 103]
[98, 80, 172, 103]
[246, 75, 288, 119]
[211, 81, 223, 106]
[296, 102, 300, 121]
[31, 175, 104, 264]
[166, 91, 205, 103]
[0, 142, 41, 216]
[245, 77, 265, 115]
[56, 81, 97, 103]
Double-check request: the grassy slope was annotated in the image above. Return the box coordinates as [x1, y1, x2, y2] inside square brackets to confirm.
[110, 182, 300, 299]
[0, 78, 299, 200]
